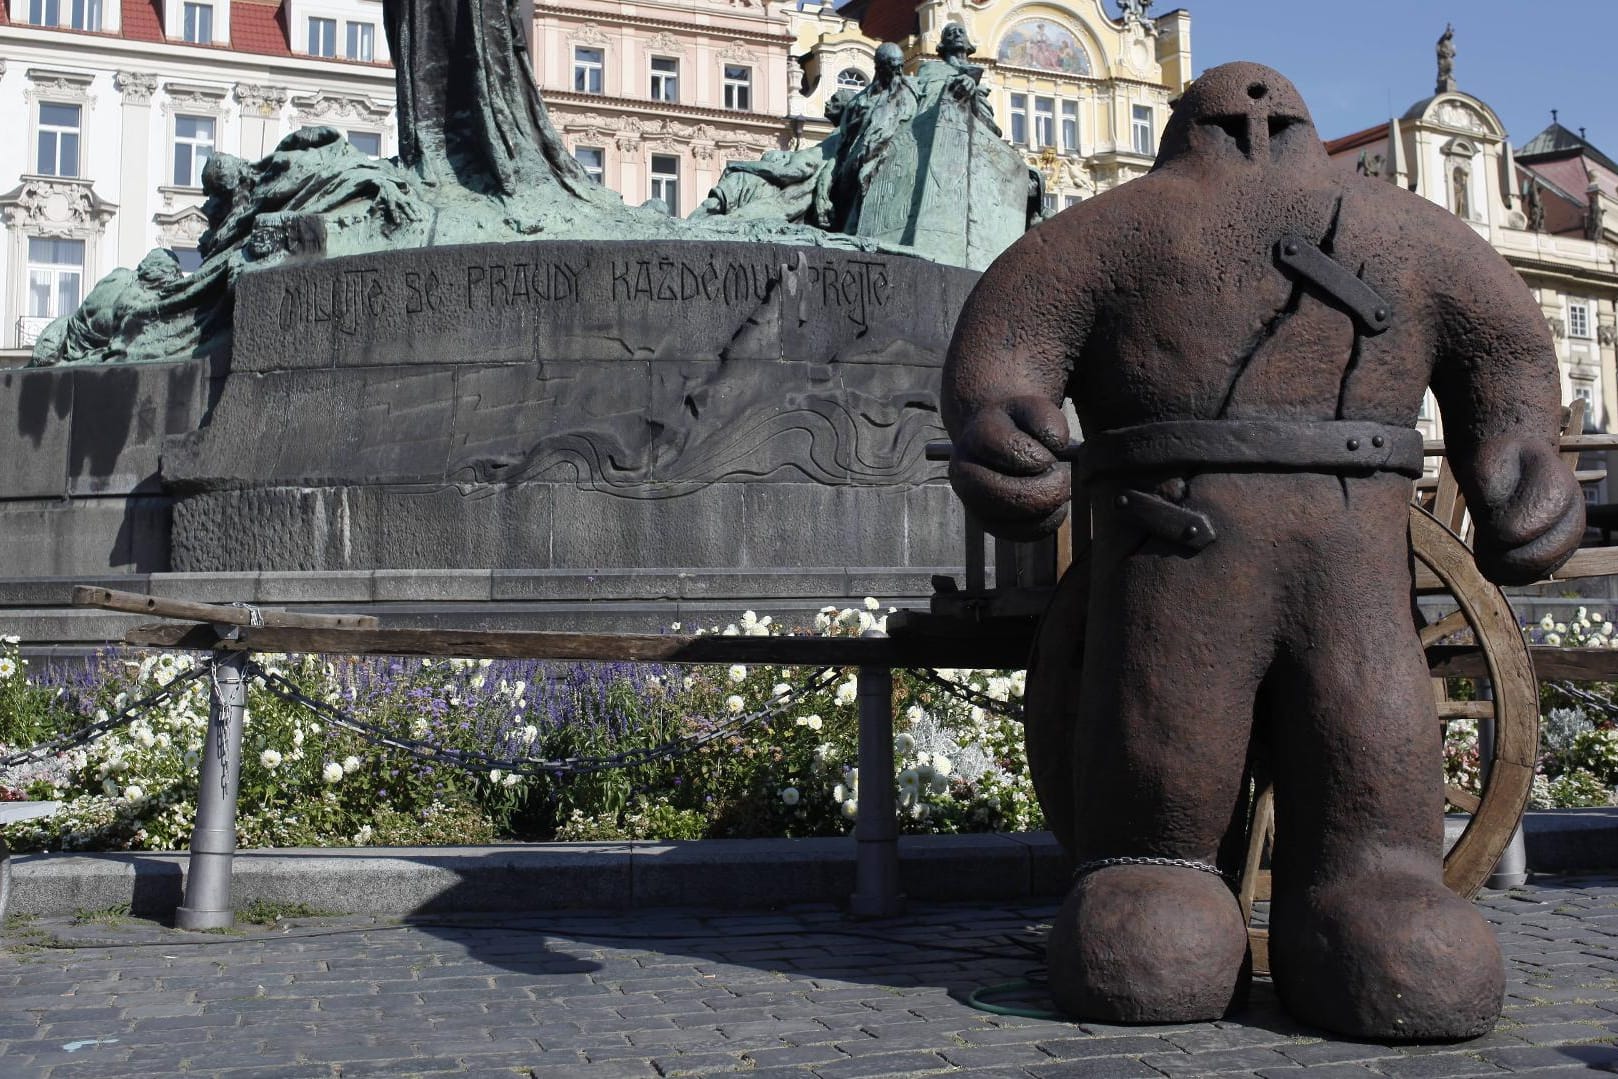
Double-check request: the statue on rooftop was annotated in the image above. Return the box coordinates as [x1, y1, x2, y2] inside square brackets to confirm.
[1436, 23, 1456, 93]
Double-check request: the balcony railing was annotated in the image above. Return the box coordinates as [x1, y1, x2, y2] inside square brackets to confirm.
[14, 316, 53, 349]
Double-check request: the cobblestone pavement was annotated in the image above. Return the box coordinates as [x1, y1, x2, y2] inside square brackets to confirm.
[4, 876, 1618, 1078]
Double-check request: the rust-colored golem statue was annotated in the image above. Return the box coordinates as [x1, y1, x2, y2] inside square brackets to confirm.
[942, 63, 1583, 1040]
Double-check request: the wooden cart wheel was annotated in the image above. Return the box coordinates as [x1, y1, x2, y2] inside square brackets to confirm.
[1024, 504, 1538, 904]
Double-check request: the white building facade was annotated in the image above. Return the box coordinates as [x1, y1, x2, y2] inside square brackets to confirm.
[0, 0, 396, 350]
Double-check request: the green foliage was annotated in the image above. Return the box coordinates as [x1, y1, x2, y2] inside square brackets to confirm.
[0, 602, 1041, 851]
[236, 899, 335, 925]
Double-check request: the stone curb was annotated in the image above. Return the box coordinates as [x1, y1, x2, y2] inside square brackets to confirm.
[8, 812, 1615, 920]
[6, 832, 1075, 919]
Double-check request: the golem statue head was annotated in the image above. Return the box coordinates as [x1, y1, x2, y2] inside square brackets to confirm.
[1154, 61, 1325, 175]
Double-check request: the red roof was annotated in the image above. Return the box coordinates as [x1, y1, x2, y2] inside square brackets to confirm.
[120, 0, 163, 42]
[1323, 123, 1386, 156]
[232, 0, 290, 56]
[840, 0, 918, 45]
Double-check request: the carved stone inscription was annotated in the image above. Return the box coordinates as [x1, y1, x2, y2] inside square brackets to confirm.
[247, 242, 925, 371]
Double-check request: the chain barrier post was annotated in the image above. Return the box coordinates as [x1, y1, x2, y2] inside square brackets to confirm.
[850, 627, 903, 918]
[1476, 678, 1529, 888]
[176, 649, 249, 930]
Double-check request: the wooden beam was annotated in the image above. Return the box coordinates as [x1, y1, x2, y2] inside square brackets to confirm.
[74, 586, 379, 630]
[1427, 645, 1618, 682]
[122, 621, 1040, 670]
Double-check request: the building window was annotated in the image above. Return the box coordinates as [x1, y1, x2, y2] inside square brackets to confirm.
[1033, 96, 1055, 149]
[1060, 101, 1078, 152]
[1064, 194, 1081, 209]
[574, 47, 604, 94]
[172, 114, 215, 187]
[574, 146, 605, 184]
[1008, 93, 1027, 146]
[26, 237, 84, 320]
[69, 0, 101, 29]
[650, 153, 679, 215]
[1041, 192, 1057, 215]
[649, 56, 678, 103]
[172, 247, 204, 273]
[32, 0, 104, 30]
[181, 1, 212, 42]
[723, 65, 752, 111]
[345, 22, 375, 62]
[836, 68, 868, 91]
[308, 16, 336, 57]
[1569, 300, 1592, 340]
[36, 103, 81, 178]
[1131, 104, 1154, 155]
[347, 130, 382, 157]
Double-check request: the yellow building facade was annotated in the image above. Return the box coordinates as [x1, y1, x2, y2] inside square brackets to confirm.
[790, 0, 1191, 209]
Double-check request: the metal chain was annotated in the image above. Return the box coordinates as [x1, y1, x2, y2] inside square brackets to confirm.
[1548, 680, 1618, 715]
[913, 668, 1025, 722]
[248, 662, 842, 778]
[1071, 855, 1234, 882]
[0, 666, 209, 768]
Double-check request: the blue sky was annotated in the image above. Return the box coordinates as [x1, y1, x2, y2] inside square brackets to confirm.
[1178, 0, 1616, 152]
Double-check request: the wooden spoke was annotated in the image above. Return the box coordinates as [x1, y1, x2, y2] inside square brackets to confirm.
[1420, 609, 1471, 647]
[1444, 784, 1482, 814]
[1437, 700, 1496, 721]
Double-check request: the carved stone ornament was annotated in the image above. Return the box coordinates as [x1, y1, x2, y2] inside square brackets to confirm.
[1435, 100, 1487, 135]
[570, 23, 609, 46]
[0, 177, 117, 237]
[1548, 315, 1567, 339]
[115, 70, 160, 105]
[25, 68, 94, 104]
[162, 82, 229, 115]
[1598, 322, 1616, 347]
[646, 31, 682, 54]
[718, 40, 754, 63]
[235, 83, 290, 117]
[291, 90, 391, 125]
[154, 204, 211, 247]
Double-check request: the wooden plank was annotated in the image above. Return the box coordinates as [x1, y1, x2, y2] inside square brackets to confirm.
[122, 621, 1042, 669]
[1422, 432, 1618, 456]
[1437, 700, 1495, 720]
[1445, 785, 1482, 814]
[74, 585, 379, 630]
[1428, 645, 1618, 682]
[1415, 546, 1618, 591]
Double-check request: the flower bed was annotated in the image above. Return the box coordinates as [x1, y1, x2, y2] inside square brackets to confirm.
[0, 603, 1039, 852]
[4, 602, 1618, 853]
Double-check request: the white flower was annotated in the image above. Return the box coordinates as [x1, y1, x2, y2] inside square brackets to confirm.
[122, 784, 145, 802]
[745, 622, 771, 637]
[796, 714, 824, 731]
[1594, 612, 1607, 624]
[522, 724, 539, 744]
[134, 728, 156, 749]
[894, 732, 916, 755]
[725, 694, 745, 714]
[930, 755, 953, 776]
[898, 767, 920, 790]
[722, 624, 740, 637]
[322, 761, 344, 784]
[773, 682, 791, 698]
[840, 799, 858, 820]
[863, 596, 880, 611]
[670, 621, 682, 631]
[342, 755, 361, 775]
[741, 610, 759, 627]
[904, 705, 926, 724]
[1556, 623, 1568, 634]
[728, 664, 748, 684]
[353, 824, 374, 845]
[292, 728, 305, 746]
[683, 675, 696, 691]
[489, 769, 504, 783]
[0, 658, 15, 679]
[502, 773, 519, 787]
[1540, 613, 1556, 630]
[0, 634, 19, 645]
[835, 680, 858, 706]
[833, 782, 849, 802]
[857, 611, 876, 634]
[260, 748, 283, 770]
[780, 786, 801, 806]
[1547, 632, 1563, 647]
